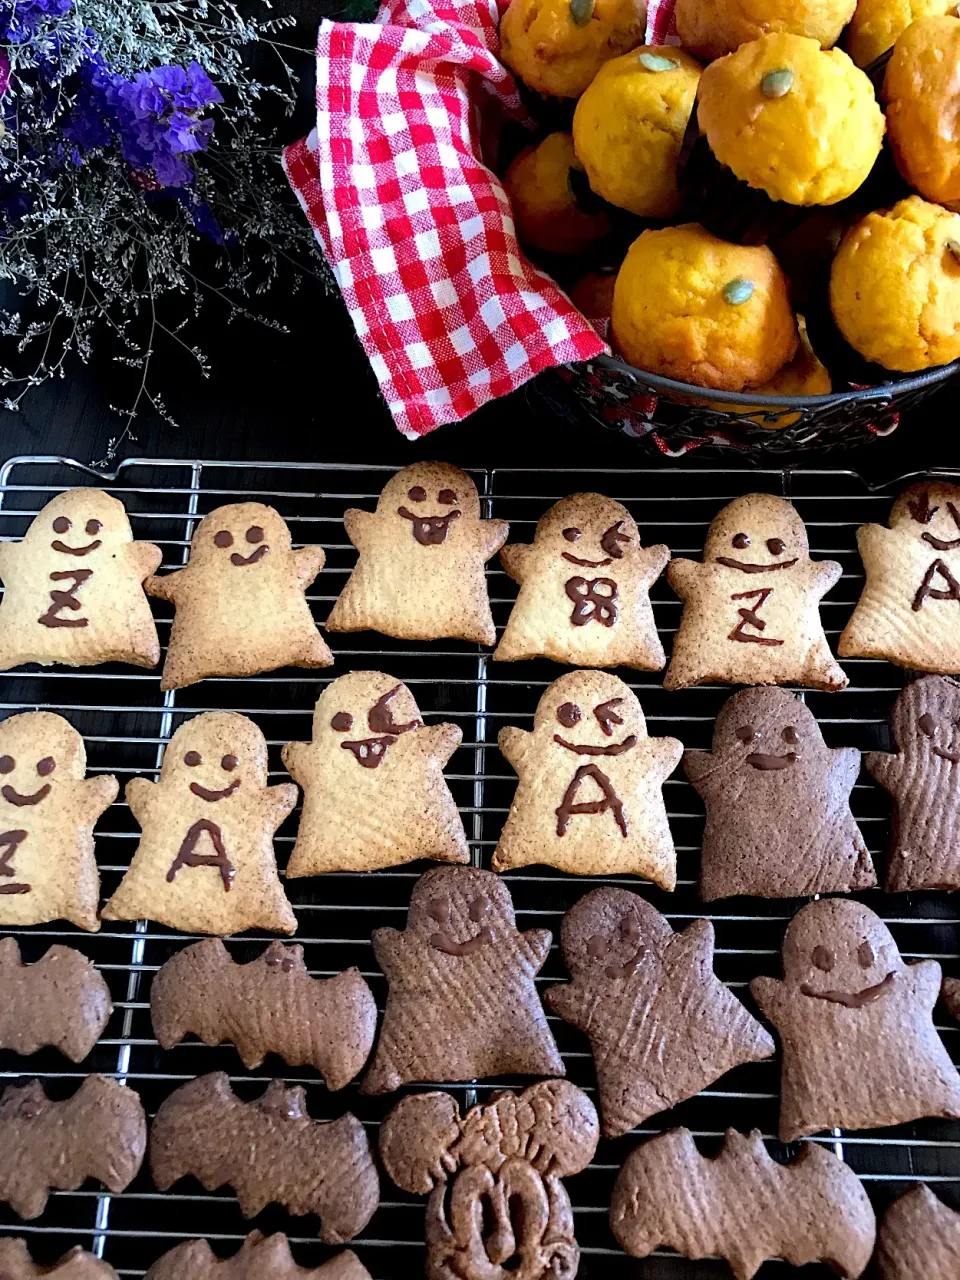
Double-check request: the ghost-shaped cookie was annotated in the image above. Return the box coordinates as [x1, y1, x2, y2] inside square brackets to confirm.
[101, 712, 297, 935]
[494, 493, 669, 670]
[146, 502, 331, 690]
[282, 671, 469, 875]
[840, 482, 960, 672]
[867, 675, 960, 891]
[751, 898, 960, 1141]
[545, 887, 774, 1138]
[491, 670, 683, 887]
[0, 712, 117, 932]
[362, 865, 563, 1094]
[685, 687, 875, 901]
[665, 493, 847, 692]
[325, 463, 508, 645]
[0, 488, 161, 671]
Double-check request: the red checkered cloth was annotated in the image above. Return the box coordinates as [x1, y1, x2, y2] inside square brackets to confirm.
[285, 0, 680, 436]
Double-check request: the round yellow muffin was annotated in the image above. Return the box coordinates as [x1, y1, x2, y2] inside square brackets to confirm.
[830, 196, 960, 371]
[730, 317, 832, 426]
[697, 33, 885, 206]
[500, 0, 647, 99]
[676, 0, 855, 62]
[846, 0, 956, 68]
[611, 223, 798, 390]
[572, 47, 702, 217]
[885, 16, 960, 209]
[503, 133, 611, 256]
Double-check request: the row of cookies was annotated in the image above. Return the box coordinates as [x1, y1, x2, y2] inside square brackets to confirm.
[2, 468, 959, 689]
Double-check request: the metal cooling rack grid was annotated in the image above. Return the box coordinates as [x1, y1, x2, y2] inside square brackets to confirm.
[0, 456, 958, 1279]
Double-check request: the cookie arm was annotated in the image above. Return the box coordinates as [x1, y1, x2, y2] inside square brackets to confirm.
[79, 773, 120, 823]
[667, 918, 715, 977]
[144, 568, 183, 603]
[342, 508, 375, 553]
[125, 776, 158, 827]
[293, 545, 326, 591]
[499, 543, 532, 585]
[830, 746, 863, 797]
[810, 558, 843, 598]
[543, 981, 590, 1032]
[520, 927, 552, 973]
[267, 782, 299, 826]
[856, 522, 896, 562]
[681, 749, 721, 799]
[907, 959, 943, 1013]
[636, 542, 671, 587]
[0, 541, 15, 581]
[647, 735, 684, 783]
[129, 542, 163, 579]
[864, 749, 904, 793]
[280, 739, 311, 784]
[748, 975, 784, 1028]
[371, 927, 415, 982]
[416, 722, 462, 767]
[498, 725, 533, 775]
[665, 558, 699, 600]
[481, 519, 510, 563]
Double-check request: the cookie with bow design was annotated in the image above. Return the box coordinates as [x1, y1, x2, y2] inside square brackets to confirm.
[325, 463, 508, 645]
[494, 493, 669, 669]
[665, 493, 847, 691]
[282, 672, 469, 874]
[491, 670, 682, 886]
[0, 488, 161, 671]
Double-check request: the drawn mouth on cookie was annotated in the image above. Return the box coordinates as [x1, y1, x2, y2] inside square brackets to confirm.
[189, 779, 241, 802]
[715, 556, 798, 573]
[746, 752, 798, 770]
[562, 552, 613, 568]
[554, 734, 637, 756]
[428, 894, 493, 954]
[51, 539, 102, 557]
[230, 545, 269, 566]
[397, 506, 461, 546]
[800, 972, 896, 1007]
[1, 783, 51, 807]
[341, 736, 398, 768]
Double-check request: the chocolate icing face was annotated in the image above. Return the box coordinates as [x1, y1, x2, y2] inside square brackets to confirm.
[783, 899, 902, 1010]
[160, 713, 268, 799]
[705, 493, 807, 574]
[409, 867, 511, 954]
[191, 503, 293, 569]
[711, 685, 816, 773]
[312, 672, 423, 770]
[562, 887, 670, 984]
[544, 675, 644, 759]
[895, 483, 960, 551]
[378, 464, 481, 548]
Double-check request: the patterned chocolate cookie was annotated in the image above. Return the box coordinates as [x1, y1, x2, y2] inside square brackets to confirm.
[144, 1233, 371, 1280]
[876, 1184, 960, 1279]
[0, 1238, 119, 1278]
[0, 938, 112, 1062]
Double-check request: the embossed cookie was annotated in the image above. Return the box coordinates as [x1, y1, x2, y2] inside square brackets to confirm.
[492, 670, 683, 885]
[150, 1073, 379, 1244]
[0, 1239, 119, 1279]
[876, 1184, 960, 1279]
[611, 1128, 876, 1280]
[380, 1081, 598, 1280]
[751, 898, 960, 1141]
[325, 463, 508, 645]
[0, 1075, 146, 1219]
[282, 672, 469, 875]
[494, 493, 669, 670]
[145, 1234, 371, 1280]
[0, 938, 112, 1062]
[147, 502, 331, 689]
[0, 711, 118, 931]
[0, 488, 161, 671]
[102, 712, 296, 935]
[151, 939, 376, 1086]
[665, 493, 847, 691]
[545, 887, 774, 1138]
[362, 865, 563, 1094]
[685, 687, 875, 900]
[867, 676, 960, 891]
[840, 482, 960, 671]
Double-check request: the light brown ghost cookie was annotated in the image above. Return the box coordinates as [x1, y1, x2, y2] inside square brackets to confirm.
[876, 1184, 960, 1279]
[494, 493, 669, 669]
[840, 482, 960, 671]
[751, 898, 960, 1141]
[101, 712, 297, 935]
[0, 938, 112, 1062]
[0, 488, 161, 671]
[491, 670, 682, 886]
[362, 865, 563, 1094]
[325, 463, 508, 645]
[0, 1238, 119, 1279]
[147, 502, 331, 689]
[665, 493, 847, 691]
[545, 887, 774, 1138]
[145, 1234, 371, 1280]
[282, 672, 469, 875]
[0, 711, 118, 932]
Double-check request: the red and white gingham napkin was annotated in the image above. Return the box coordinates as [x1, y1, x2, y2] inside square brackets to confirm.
[284, 0, 677, 437]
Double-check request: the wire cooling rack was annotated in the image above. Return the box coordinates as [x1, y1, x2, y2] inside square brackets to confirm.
[0, 455, 958, 1280]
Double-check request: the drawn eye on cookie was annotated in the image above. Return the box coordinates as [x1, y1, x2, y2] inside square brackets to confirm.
[906, 489, 960, 548]
[438, 489, 457, 505]
[917, 711, 960, 762]
[0, 749, 53, 806]
[563, 528, 582, 543]
[857, 941, 874, 969]
[557, 702, 582, 728]
[331, 711, 354, 732]
[36, 756, 55, 776]
[408, 486, 427, 503]
[735, 724, 758, 744]
[427, 894, 493, 955]
[50, 512, 104, 557]
[812, 946, 835, 972]
[800, 934, 896, 1008]
[594, 698, 624, 736]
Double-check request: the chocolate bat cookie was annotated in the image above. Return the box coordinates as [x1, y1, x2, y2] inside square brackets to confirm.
[0, 937, 112, 1062]
[876, 1184, 960, 1279]
[144, 1233, 372, 1280]
[0, 1238, 119, 1278]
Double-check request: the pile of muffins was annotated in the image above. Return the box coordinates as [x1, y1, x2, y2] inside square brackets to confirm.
[498, 0, 960, 405]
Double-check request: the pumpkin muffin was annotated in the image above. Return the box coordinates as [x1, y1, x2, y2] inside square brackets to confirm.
[885, 16, 960, 210]
[676, 0, 855, 62]
[500, 0, 647, 99]
[572, 46, 702, 217]
[697, 33, 885, 206]
[720, 317, 832, 427]
[611, 223, 798, 390]
[830, 196, 960, 371]
[846, 0, 956, 69]
[504, 132, 611, 255]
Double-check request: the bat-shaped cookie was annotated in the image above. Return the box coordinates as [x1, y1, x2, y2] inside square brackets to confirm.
[149, 1073, 379, 1244]
[145, 1233, 372, 1280]
[150, 939, 377, 1087]
[610, 1128, 876, 1280]
[0, 1075, 147, 1219]
[876, 1184, 960, 1279]
[0, 938, 112, 1062]
[0, 1238, 119, 1278]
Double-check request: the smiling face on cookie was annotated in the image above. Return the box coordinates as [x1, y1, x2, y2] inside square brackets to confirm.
[312, 671, 422, 770]
[0, 712, 86, 811]
[408, 866, 516, 956]
[536, 494, 638, 571]
[891, 482, 960, 551]
[783, 899, 902, 1009]
[705, 493, 809, 574]
[161, 712, 268, 800]
[891, 675, 960, 765]
[26, 489, 133, 564]
[712, 686, 822, 773]
[560, 886, 672, 983]
[535, 671, 645, 758]
[378, 464, 481, 548]
[189, 503, 292, 570]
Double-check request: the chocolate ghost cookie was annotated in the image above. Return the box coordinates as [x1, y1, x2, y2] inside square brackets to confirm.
[494, 493, 670, 670]
[665, 493, 847, 691]
[0, 488, 161, 671]
[282, 672, 469, 875]
[325, 462, 508, 645]
[492, 670, 683, 886]
[145, 1235, 371, 1280]
[751, 898, 960, 1140]
[867, 676, 960, 891]
[876, 1184, 960, 1279]
[362, 865, 563, 1094]
[545, 887, 774, 1138]
[147, 502, 332, 689]
[0, 938, 112, 1062]
[685, 687, 875, 900]
[840, 482, 960, 672]
[102, 712, 297, 935]
[0, 1239, 119, 1279]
